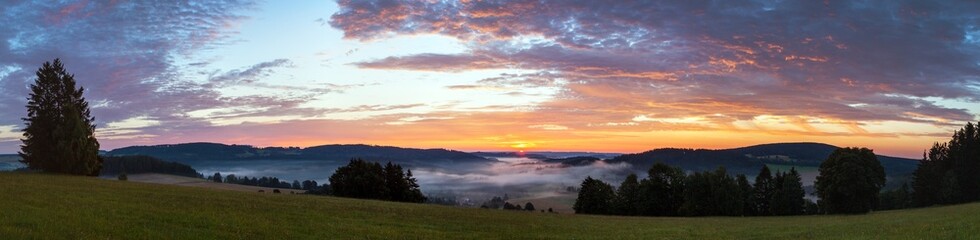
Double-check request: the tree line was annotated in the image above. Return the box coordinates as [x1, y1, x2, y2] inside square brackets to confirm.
[574, 163, 811, 216]
[206, 172, 327, 192]
[100, 155, 201, 178]
[575, 147, 889, 216]
[912, 122, 980, 207]
[478, 195, 545, 212]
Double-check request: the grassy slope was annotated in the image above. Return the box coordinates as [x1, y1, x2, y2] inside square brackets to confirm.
[1, 173, 977, 239]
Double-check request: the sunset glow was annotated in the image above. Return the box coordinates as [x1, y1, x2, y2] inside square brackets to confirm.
[0, 1, 978, 158]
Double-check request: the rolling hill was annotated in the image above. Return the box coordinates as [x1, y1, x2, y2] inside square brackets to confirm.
[0, 172, 976, 239]
[606, 142, 919, 180]
[105, 142, 493, 167]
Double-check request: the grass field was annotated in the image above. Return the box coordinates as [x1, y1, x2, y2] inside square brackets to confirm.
[1, 172, 978, 239]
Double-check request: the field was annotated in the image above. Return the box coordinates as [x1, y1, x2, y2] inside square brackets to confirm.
[1, 173, 977, 239]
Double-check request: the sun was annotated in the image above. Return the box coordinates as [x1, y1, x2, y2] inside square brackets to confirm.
[509, 142, 536, 151]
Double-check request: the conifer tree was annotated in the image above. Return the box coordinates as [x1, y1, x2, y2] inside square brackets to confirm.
[20, 59, 101, 175]
[771, 168, 805, 215]
[613, 174, 641, 215]
[752, 165, 775, 215]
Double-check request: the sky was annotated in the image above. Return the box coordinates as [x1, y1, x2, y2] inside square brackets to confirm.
[0, 0, 978, 158]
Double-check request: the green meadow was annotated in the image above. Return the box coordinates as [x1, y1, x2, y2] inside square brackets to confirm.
[0, 172, 977, 239]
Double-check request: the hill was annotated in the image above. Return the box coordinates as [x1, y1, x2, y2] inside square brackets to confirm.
[606, 142, 919, 179]
[0, 173, 977, 239]
[105, 142, 492, 167]
[100, 155, 202, 178]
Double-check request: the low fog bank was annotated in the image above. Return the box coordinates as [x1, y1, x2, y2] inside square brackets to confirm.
[189, 156, 636, 208]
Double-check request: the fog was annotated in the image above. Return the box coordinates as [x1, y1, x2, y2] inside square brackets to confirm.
[190, 157, 636, 207]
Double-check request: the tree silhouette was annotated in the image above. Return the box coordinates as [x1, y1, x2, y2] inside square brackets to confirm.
[913, 122, 980, 206]
[752, 165, 775, 216]
[613, 173, 641, 215]
[771, 168, 805, 215]
[573, 176, 615, 215]
[20, 59, 101, 175]
[638, 163, 686, 216]
[815, 147, 885, 214]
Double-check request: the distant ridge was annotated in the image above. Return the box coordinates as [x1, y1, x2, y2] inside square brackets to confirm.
[606, 142, 918, 179]
[105, 142, 492, 166]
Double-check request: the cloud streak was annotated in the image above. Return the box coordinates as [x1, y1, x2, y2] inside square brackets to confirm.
[332, 0, 980, 130]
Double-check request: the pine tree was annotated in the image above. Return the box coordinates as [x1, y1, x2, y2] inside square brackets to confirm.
[613, 174, 641, 215]
[771, 168, 805, 215]
[752, 165, 776, 215]
[638, 163, 686, 216]
[20, 59, 102, 175]
[403, 169, 426, 203]
[573, 176, 616, 215]
[736, 174, 754, 216]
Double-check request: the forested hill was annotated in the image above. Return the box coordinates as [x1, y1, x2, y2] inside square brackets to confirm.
[105, 142, 492, 165]
[606, 142, 919, 177]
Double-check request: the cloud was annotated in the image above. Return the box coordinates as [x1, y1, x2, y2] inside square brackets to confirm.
[0, 1, 259, 127]
[331, 0, 980, 132]
[208, 59, 292, 87]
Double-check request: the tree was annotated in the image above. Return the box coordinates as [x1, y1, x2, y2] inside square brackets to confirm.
[878, 183, 911, 211]
[912, 143, 946, 206]
[292, 180, 301, 189]
[680, 167, 743, 216]
[638, 163, 686, 216]
[752, 165, 776, 216]
[912, 122, 980, 205]
[771, 168, 805, 215]
[403, 169, 426, 203]
[815, 147, 885, 214]
[20, 59, 101, 176]
[736, 174, 753, 216]
[328, 159, 425, 203]
[383, 162, 407, 201]
[329, 159, 386, 199]
[613, 173, 641, 215]
[524, 202, 535, 211]
[212, 172, 223, 183]
[302, 180, 318, 191]
[573, 176, 616, 215]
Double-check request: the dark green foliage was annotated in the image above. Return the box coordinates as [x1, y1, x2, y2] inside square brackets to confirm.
[613, 174, 641, 215]
[292, 180, 301, 190]
[573, 176, 615, 215]
[330, 159, 387, 199]
[803, 199, 819, 215]
[117, 172, 127, 181]
[752, 165, 775, 216]
[100, 155, 200, 178]
[524, 202, 535, 211]
[771, 168, 805, 215]
[912, 122, 980, 206]
[211, 173, 222, 183]
[403, 169, 426, 203]
[680, 167, 744, 216]
[328, 159, 425, 203]
[736, 174, 753, 215]
[638, 163, 686, 216]
[301, 180, 319, 191]
[912, 144, 945, 206]
[878, 183, 911, 211]
[815, 147, 886, 214]
[19, 59, 101, 176]
[220, 174, 295, 189]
